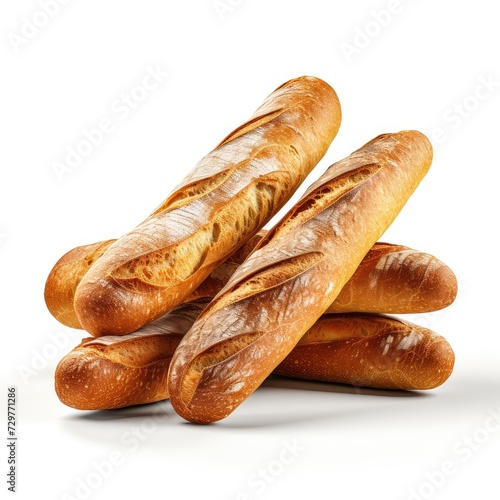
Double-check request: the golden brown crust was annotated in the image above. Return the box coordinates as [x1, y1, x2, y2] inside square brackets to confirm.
[167, 131, 433, 423]
[54, 350, 171, 410]
[185, 232, 265, 302]
[54, 301, 204, 410]
[74, 76, 341, 336]
[274, 314, 455, 390]
[44, 240, 115, 329]
[328, 242, 458, 314]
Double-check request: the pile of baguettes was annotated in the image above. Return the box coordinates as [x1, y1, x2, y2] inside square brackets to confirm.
[45, 76, 457, 424]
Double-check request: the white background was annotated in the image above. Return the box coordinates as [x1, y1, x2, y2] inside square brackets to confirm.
[1, 1, 499, 499]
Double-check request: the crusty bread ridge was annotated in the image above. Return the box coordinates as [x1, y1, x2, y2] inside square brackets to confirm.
[167, 130, 433, 423]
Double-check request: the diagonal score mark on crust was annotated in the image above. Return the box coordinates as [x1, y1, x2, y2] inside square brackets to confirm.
[153, 168, 238, 215]
[257, 164, 384, 247]
[152, 109, 287, 215]
[110, 226, 214, 290]
[109, 173, 292, 290]
[216, 108, 285, 149]
[179, 330, 265, 406]
[82, 239, 116, 267]
[199, 251, 324, 320]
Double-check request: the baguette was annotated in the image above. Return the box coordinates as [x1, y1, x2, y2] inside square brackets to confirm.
[274, 313, 454, 390]
[45, 237, 456, 328]
[74, 76, 341, 336]
[55, 301, 202, 410]
[167, 130, 433, 423]
[55, 300, 454, 410]
[330, 242, 457, 314]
